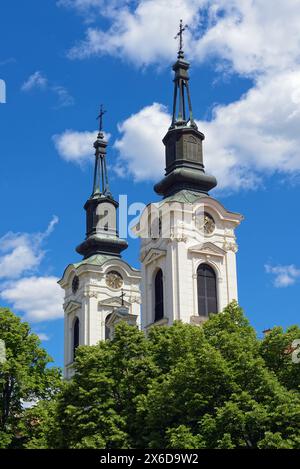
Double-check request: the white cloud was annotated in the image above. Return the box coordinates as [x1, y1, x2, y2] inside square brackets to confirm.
[60, 0, 300, 191]
[0, 218, 63, 323]
[0, 57, 16, 66]
[0, 234, 43, 279]
[21, 71, 47, 92]
[0, 216, 59, 279]
[42, 215, 59, 239]
[58, 0, 136, 22]
[58, 0, 102, 8]
[0, 276, 64, 322]
[62, 0, 300, 74]
[66, 0, 196, 63]
[36, 332, 50, 341]
[53, 129, 110, 164]
[114, 103, 169, 181]
[52, 85, 75, 108]
[114, 66, 300, 191]
[265, 264, 300, 288]
[200, 70, 300, 190]
[57, 0, 107, 12]
[21, 72, 74, 107]
[192, 0, 300, 77]
[21, 400, 38, 409]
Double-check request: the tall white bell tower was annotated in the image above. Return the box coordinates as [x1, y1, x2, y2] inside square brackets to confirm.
[139, 31, 243, 331]
[59, 114, 141, 379]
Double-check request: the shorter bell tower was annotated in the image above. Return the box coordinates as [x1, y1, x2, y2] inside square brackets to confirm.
[59, 109, 141, 379]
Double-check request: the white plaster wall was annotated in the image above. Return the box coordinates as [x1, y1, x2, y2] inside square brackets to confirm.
[60, 259, 141, 378]
[140, 196, 243, 330]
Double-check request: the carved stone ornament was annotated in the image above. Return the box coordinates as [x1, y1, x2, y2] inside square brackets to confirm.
[128, 294, 142, 304]
[223, 241, 238, 253]
[83, 291, 98, 299]
[169, 229, 188, 243]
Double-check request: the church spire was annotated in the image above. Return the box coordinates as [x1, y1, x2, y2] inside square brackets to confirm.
[91, 105, 111, 198]
[76, 108, 128, 259]
[171, 20, 196, 129]
[154, 21, 217, 198]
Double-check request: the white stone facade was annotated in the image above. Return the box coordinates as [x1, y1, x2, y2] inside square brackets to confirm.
[60, 193, 242, 378]
[139, 194, 243, 331]
[59, 256, 141, 379]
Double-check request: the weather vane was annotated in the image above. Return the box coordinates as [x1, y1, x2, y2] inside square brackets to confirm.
[97, 104, 106, 132]
[174, 19, 188, 55]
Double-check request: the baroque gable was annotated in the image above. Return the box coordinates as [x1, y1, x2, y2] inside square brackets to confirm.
[188, 242, 226, 258]
[141, 248, 167, 265]
[64, 300, 81, 314]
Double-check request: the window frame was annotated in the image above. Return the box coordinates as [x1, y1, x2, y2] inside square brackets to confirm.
[73, 317, 80, 361]
[154, 268, 164, 322]
[197, 263, 218, 317]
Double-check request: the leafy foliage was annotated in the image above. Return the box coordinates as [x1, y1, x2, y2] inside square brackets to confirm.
[2, 302, 300, 449]
[260, 325, 300, 391]
[56, 324, 158, 448]
[0, 307, 61, 448]
[17, 399, 60, 449]
[35, 301, 300, 449]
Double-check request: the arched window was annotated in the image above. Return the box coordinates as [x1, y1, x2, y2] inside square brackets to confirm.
[197, 264, 217, 317]
[73, 317, 79, 360]
[154, 269, 164, 322]
[105, 313, 113, 340]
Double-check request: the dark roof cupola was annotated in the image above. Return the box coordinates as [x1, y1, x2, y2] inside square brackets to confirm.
[76, 106, 128, 259]
[154, 20, 217, 198]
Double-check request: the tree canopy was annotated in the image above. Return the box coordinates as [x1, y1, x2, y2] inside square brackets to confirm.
[1, 302, 300, 449]
[0, 307, 61, 448]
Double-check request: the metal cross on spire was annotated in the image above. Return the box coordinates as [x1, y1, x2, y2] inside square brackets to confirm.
[92, 105, 111, 197]
[97, 104, 106, 133]
[174, 19, 188, 57]
[170, 20, 196, 129]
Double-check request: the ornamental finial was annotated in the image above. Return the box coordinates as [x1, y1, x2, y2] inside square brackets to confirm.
[92, 106, 111, 197]
[96, 104, 106, 133]
[174, 19, 188, 58]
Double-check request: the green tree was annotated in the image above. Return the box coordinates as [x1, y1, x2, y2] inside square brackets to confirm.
[56, 324, 158, 448]
[49, 302, 300, 449]
[0, 307, 61, 448]
[260, 325, 300, 391]
[17, 399, 61, 449]
[161, 303, 300, 448]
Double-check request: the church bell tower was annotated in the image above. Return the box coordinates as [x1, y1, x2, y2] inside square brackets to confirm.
[59, 108, 141, 379]
[139, 22, 243, 331]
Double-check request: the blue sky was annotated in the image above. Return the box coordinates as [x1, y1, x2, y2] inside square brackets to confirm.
[1, 0, 300, 368]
